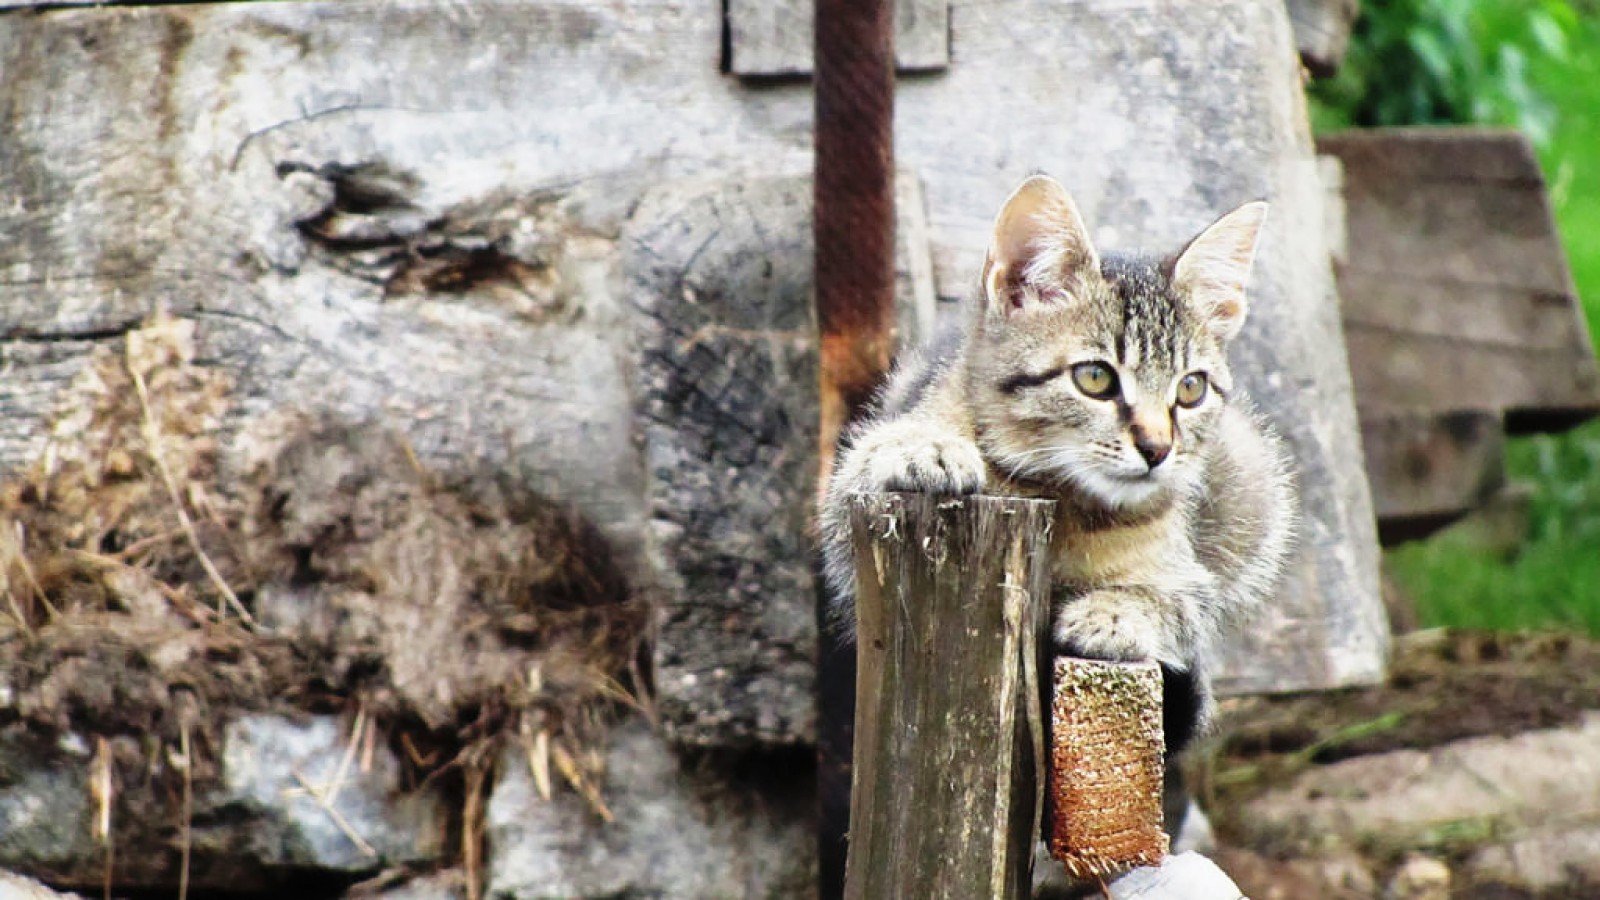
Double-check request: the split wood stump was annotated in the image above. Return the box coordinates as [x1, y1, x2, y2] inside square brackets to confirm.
[844, 493, 1055, 900]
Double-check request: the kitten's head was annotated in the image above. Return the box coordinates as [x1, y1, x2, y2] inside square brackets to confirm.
[967, 174, 1267, 511]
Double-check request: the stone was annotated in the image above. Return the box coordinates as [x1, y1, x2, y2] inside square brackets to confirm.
[1242, 712, 1600, 855]
[0, 716, 444, 891]
[218, 714, 444, 872]
[1211, 846, 1375, 900]
[1464, 824, 1600, 892]
[1384, 854, 1451, 900]
[485, 718, 813, 899]
[346, 869, 467, 900]
[0, 731, 98, 886]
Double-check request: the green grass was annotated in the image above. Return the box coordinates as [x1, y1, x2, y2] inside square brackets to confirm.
[1331, 4, 1600, 636]
[1387, 422, 1600, 634]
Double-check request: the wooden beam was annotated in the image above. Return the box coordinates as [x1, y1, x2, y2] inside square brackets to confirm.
[844, 493, 1055, 900]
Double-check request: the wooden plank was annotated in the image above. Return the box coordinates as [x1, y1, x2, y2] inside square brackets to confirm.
[1343, 323, 1600, 417]
[1322, 129, 1600, 423]
[844, 493, 1054, 900]
[728, 0, 949, 77]
[1285, 0, 1360, 77]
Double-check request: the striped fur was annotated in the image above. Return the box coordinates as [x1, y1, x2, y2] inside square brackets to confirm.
[820, 174, 1297, 746]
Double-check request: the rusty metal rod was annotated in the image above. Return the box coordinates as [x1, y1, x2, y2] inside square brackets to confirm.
[815, 0, 896, 466]
[814, 1, 896, 898]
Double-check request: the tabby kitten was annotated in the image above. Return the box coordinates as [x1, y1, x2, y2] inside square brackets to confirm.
[820, 174, 1296, 750]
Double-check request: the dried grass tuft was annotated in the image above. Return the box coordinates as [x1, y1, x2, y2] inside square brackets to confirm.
[0, 313, 649, 870]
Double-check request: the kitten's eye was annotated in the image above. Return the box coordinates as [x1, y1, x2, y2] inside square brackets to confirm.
[1176, 372, 1209, 408]
[1071, 362, 1119, 400]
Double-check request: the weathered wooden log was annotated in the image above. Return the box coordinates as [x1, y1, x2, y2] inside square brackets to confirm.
[844, 493, 1054, 900]
[1, 0, 1386, 754]
[1048, 658, 1167, 880]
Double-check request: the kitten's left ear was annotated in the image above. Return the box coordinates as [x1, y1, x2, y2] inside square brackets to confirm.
[1171, 201, 1268, 343]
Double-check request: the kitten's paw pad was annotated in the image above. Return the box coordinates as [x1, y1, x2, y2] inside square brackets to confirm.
[864, 436, 987, 494]
[1052, 600, 1169, 664]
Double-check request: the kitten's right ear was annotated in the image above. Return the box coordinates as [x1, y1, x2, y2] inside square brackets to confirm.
[982, 174, 1100, 317]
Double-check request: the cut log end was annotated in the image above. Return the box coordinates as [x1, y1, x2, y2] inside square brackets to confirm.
[1048, 657, 1168, 879]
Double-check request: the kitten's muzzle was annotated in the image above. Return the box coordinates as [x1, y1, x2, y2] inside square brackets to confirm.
[1133, 433, 1171, 469]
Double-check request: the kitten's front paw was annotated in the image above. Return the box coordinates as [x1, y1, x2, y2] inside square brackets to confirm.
[1052, 590, 1175, 666]
[861, 432, 987, 494]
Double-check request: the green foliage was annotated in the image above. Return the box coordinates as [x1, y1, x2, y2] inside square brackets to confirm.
[1314, 1, 1600, 635]
[1310, 0, 1583, 143]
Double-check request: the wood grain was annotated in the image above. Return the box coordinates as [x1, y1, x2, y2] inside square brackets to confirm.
[844, 493, 1054, 900]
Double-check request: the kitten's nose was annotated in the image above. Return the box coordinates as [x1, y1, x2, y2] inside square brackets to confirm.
[1134, 434, 1171, 469]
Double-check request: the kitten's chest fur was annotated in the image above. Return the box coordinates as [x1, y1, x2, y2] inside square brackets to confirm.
[995, 466, 1209, 592]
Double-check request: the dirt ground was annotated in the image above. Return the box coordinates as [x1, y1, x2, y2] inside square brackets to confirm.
[1196, 628, 1600, 899]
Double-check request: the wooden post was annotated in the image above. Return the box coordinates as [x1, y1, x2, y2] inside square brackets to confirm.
[843, 493, 1055, 900]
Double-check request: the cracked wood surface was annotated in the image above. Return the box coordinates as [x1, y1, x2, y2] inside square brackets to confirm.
[3, 0, 1384, 747]
[844, 493, 1054, 900]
